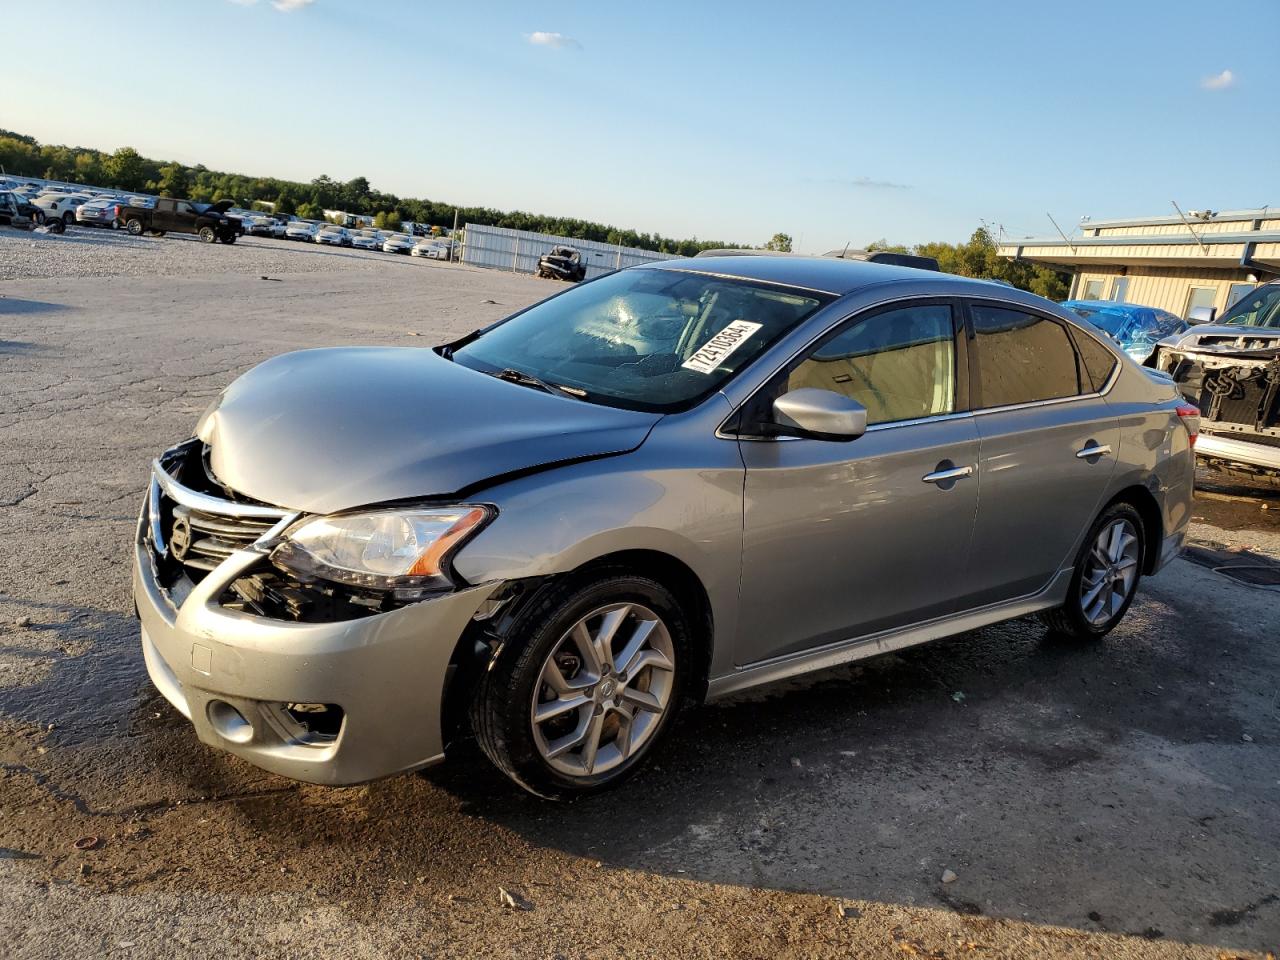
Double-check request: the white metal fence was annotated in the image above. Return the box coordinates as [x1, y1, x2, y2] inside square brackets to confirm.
[461, 223, 676, 280]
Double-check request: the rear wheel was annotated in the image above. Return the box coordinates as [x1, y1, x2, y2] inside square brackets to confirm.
[126, 218, 144, 236]
[198, 226, 216, 243]
[471, 572, 689, 799]
[220, 232, 237, 244]
[1041, 502, 1145, 640]
[61, 211, 74, 225]
[149, 230, 166, 237]
[45, 218, 65, 234]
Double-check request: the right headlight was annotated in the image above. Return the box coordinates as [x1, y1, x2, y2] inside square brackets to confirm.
[270, 506, 491, 599]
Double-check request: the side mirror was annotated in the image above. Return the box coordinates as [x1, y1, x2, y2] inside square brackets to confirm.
[773, 388, 867, 441]
[1187, 306, 1217, 325]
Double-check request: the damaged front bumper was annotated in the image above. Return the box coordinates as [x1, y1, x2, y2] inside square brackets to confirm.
[133, 454, 500, 785]
[1153, 338, 1280, 477]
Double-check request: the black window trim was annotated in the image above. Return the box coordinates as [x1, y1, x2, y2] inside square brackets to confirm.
[724, 296, 971, 440]
[959, 296, 1121, 415]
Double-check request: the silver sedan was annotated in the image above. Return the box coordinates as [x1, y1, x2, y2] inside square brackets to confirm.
[133, 256, 1196, 797]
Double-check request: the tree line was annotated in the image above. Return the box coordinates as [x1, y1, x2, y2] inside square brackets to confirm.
[0, 129, 1067, 296]
[0, 129, 746, 256]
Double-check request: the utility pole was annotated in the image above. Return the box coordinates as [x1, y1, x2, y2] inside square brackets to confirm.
[451, 208, 459, 264]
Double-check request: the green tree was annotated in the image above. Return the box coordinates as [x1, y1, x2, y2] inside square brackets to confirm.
[763, 232, 793, 252]
[384, 211, 402, 231]
[274, 192, 297, 216]
[150, 162, 190, 198]
[104, 147, 149, 192]
[296, 201, 323, 221]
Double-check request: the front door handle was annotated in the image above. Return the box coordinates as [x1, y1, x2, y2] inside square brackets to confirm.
[1075, 443, 1112, 460]
[922, 464, 974, 485]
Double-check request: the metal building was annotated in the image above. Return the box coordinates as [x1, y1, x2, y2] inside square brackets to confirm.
[461, 223, 676, 281]
[998, 208, 1280, 318]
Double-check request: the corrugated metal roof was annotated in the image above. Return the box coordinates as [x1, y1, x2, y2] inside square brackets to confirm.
[1079, 208, 1275, 230]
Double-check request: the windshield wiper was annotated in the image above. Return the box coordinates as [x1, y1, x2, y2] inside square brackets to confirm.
[492, 367, 586, 400]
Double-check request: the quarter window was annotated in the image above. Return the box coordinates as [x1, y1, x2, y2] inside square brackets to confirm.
[1110, 277, 1129, 302]
[784, 304, 956, 425]
[970, 305, 1082, 408]
[1071, 329, 1118, 392]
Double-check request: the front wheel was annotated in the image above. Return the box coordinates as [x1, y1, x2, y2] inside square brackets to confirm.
[471, 572, 689, 799]
[1041, 502, 1145, 640]
[62, 211, 74, 225]
[198, 226, 216, 243]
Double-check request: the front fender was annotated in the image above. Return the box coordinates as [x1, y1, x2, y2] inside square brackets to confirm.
[452, 401, 745, 680]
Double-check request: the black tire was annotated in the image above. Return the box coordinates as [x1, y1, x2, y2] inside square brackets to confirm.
[198, 226, 216, 243]
[150, 230, 166, 237]
[62, 211, 74, 225]
[46, 218, 65, 234]
[1040, 501, 1146, 641]
[220, 232, 237, 244]
[126, 218, 144, 236]
[471, 570, 692, 799]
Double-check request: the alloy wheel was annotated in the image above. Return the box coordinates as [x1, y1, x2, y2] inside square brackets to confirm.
[1079, 518, 1140, 626]
[530, 602, 675, 777]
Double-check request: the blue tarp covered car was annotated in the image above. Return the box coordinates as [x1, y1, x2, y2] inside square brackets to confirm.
[1060, 300, 1186, 363]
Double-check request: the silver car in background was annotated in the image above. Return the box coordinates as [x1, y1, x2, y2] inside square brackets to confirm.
[134, 257, 1196, 798]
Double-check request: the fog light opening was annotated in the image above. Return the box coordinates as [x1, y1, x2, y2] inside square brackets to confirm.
[285, 703, 345, 743]
[207, 700, 254, 744]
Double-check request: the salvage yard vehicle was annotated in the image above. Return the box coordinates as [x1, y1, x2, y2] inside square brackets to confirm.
[382, 233, 415, 254]
[119, 198, 244, 243]
[134, 256, 1196, 798]
[285, 219, 320, 241]
[33, 192, 89, 225]
[0, 189, 48, 229]
[536, 244, 586, 281]
[411, 238, 449, 260]
[75, 197, 124, 229]
[1062, 300, 1186, 363]
[316, 224, 351, 247]
[1150, 280, 1280, 488]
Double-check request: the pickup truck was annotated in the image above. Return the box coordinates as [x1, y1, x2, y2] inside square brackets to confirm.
[119, 198, 244, 244]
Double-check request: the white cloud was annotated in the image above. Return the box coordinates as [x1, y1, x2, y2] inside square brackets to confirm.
[228, 0, 315, 9]
[1201, 69, 1235, 90]
[526, 31, 581, 50]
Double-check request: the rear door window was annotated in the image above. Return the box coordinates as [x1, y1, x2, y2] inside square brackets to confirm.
[969, 304, 1083, 408]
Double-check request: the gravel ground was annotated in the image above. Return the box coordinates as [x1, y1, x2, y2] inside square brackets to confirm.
[1, 233, 1277, 959]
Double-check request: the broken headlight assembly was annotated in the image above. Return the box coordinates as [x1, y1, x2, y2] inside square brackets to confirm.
[269, 506, 491, 601]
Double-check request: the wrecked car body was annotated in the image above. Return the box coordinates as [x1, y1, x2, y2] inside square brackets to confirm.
[536, 245, 587, 282]
[135, 257, 1194, 798]
[1150, 281, 1280, 486]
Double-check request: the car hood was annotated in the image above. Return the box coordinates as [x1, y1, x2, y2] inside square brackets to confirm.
[197, 347, 660, 514]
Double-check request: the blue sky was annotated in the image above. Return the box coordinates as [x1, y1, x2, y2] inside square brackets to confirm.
[1, 0, 1276, 251]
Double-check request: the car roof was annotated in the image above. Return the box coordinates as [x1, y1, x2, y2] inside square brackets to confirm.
[635, 254, 949, 296]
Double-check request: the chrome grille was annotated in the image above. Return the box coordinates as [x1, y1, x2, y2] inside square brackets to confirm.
[170, 505, 279, 572]
[148, 445, 294, 582]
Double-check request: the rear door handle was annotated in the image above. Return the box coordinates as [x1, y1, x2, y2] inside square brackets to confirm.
[1075, 443, 1112, 460]
[922, 465, 974, 484]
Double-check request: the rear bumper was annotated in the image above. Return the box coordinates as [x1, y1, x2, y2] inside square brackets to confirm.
[133, 501, 500, 785]
[1197, 432, 1280, 473]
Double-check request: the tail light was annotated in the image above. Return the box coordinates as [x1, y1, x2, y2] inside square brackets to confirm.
[1175, 403, 1200, 448]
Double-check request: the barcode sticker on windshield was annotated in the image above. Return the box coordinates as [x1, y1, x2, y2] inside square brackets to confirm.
[682, 320, 763, 374]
